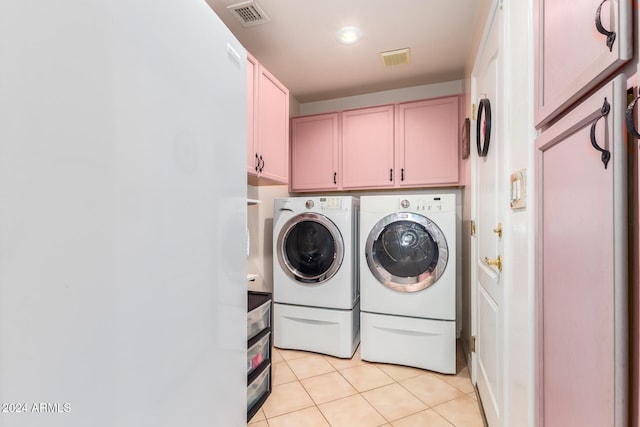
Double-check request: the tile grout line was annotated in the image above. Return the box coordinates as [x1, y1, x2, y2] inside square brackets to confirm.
[273, 348, 368, 426]
[278, 350, 318, 420]
[391, 372, 479, 427]
[261, 346, 480, 427]
[286, 352, 336, 427]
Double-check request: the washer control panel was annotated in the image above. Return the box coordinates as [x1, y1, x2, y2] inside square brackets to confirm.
[398, 195, 455, 213]
[315, 197, 344, 211]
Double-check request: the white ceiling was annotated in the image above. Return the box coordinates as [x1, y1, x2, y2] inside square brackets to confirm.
[205, 0, 490, 103]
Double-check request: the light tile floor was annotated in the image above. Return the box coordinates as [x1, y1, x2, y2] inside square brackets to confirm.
[248, 343, 485, 427]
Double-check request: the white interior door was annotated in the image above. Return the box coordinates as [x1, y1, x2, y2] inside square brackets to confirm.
[472, 4, 503, 427]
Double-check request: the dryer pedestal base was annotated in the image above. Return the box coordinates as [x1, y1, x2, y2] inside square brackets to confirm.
[273, 302, 360, 359]
[361, 311, 456, 374]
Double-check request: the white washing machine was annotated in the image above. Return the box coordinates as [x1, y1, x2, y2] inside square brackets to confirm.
[360, 194, 456, 373]
[272, 196, 359, 358]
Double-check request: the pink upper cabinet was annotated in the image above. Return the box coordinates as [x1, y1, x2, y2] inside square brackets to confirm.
[341, 105, 395, 189]
[534, 0, 632, 128]
[289, 97, 463, 192]
[247, 53, 289, 185]
[290, 113, 340, 192]
[395, 97, 459, 187]
[256, 66, 289, 183]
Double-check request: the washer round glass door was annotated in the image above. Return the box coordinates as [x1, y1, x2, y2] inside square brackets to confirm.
[277, 213, 344, 284]
[365, 212, 448, 292]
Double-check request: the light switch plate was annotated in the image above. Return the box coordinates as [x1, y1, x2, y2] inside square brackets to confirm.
[510, 169, 526, 209]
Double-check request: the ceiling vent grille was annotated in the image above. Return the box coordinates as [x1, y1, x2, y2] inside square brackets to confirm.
[227, 1, 270, 27]
[380, 48, 411, 67]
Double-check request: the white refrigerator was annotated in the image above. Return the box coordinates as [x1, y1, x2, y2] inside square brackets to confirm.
[0, 1, 248, 426]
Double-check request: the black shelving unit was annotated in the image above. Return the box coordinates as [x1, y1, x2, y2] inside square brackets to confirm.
[247, 291, 272, 421]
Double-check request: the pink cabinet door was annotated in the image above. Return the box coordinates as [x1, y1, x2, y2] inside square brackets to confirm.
[395, 96, 459, 187]
[290, 113, 339, 192]
[535, 75, 627, 427]
[247, 53, 258, 175]
[341, 105, 394, 189]
[534, 0, 632, 128]
[256, 66, 289, 183]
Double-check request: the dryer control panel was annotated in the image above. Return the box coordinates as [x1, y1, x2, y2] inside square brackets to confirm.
[316, 197, 344, 211]
[398, 195, 456, 213]
[417, 200, 443, 212]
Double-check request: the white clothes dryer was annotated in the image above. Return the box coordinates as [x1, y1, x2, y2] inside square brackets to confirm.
[359, 194, 457, 373]
[272, 196, 359, 358]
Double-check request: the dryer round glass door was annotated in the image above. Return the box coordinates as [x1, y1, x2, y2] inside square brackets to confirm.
[365, 212, 448, 292]
[277, 213, 344, 284]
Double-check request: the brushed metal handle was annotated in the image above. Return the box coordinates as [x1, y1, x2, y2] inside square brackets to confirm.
[493, 223, 503, 238]
[595, 0, 616, 52]
[589, 97, 611, 169]
[484, 255, 503, 272]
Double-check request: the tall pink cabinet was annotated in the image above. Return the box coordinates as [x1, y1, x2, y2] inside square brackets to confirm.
[247, 53, 289, 185]
[534, 1, 632, 426]
[290, 96, 460, 192]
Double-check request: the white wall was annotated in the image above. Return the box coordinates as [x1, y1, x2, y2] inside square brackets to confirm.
[298, 80, 463, 116]
[247, 184, 289, 293]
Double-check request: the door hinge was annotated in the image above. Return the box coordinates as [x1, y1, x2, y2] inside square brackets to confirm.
[471, 220, 476, 237]
[471, 336, 476, 352]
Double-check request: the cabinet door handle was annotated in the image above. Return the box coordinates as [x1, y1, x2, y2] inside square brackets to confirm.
[625, 95, 640, 140]
[595, 0, 616, 52]
[401, 168, 404, 181]
[333, 172, 337, 184]
[258, 155, 264, 172]
[389, 169, 393, 182]
[589, 97, 611, 169]
[255, 153, 260, 172]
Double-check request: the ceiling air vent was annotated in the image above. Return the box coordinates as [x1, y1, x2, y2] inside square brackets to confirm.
[380, 48, 411, 67]
[227, 0, 270, 27]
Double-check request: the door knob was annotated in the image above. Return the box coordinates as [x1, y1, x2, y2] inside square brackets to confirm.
[493, 223, 503, 238]
[484, 255, 503, 272]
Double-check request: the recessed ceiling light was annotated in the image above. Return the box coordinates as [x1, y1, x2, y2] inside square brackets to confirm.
[336, 26, 362, 45]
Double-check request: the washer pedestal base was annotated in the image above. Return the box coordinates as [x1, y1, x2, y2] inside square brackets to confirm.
[274, 302, 360, 359]
[361, 311, 456, 374]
